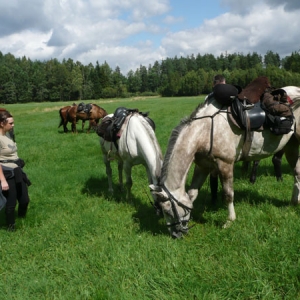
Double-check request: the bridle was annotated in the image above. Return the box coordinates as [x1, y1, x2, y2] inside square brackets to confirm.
[160, 184, 193, 238]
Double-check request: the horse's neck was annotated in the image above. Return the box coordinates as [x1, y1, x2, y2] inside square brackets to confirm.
[162, 123, 199, 192]
[122, 115, 163, 180]
[161, 102, 230, 191]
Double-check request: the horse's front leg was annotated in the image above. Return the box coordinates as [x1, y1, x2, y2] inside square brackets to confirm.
[87, 119, 97, 133]
[219, 161, 235, 226]
[188, 164, 210, 202]
[82, 120, 85, 132]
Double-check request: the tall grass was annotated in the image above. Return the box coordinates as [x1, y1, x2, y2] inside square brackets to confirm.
[0, 96, 300, 299]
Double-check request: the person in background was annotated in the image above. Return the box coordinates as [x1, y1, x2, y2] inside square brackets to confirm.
[0, 110, 31, 231]
[205, 74, 226, 104]
[213, 74, 226, 85]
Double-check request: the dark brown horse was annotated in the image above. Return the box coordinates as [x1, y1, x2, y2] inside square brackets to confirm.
[58, 103, 107, 133]
[58, 103, 76, 133]
[76, 104, 108, 133]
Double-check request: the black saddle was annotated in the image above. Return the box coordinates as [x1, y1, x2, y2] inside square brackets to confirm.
[231, 98, 265, 130]
[96, 108, 156, 149]
[77, 103, 92, 114]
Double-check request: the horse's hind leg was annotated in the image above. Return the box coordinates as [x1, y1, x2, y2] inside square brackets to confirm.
[209, 171, 219, 206]
[117, 160, 124, 192]
[249, 160, 260, 184]
[272, 149, 284, 181]
[71, 120, 77, 133]
[63, 122, 68, 133]
[103, 153, 114, 193]
[123, 163, 133, 201]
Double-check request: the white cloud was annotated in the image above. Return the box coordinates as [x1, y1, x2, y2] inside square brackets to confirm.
[163, 15, 184, 24]
[161, 3, 300, 59]
[0, 0, 299, 74]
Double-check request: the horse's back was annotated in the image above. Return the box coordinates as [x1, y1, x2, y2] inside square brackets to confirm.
[119, 114, 162, 163]
[283, 86, 300, 102]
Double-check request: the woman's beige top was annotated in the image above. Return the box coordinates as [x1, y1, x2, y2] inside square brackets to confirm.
[0, 135, 19, 168]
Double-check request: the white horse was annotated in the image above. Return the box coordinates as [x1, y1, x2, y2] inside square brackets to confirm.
[150, 86, 300, 238]
[98, 112, 163, 201]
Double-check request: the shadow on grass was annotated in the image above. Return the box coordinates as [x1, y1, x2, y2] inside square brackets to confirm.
[132, 202, 169, 236]
[82, 171, 294, 235]
[57, 129, 91, 134]
[81, 175, 126, 201]
[82, 175, 169, 236]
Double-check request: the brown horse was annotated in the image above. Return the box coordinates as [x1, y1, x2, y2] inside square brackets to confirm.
[58, 103, 77, 133]
[58, 103, 107, 133]
[76, 104, 108, 133]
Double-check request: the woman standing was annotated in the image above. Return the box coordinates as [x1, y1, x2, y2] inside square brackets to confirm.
[0, 110, 30, 231]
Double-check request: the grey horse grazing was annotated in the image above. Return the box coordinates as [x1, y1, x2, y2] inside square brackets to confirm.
[150, 86, 300, 238]
[97, 112, 163, 202]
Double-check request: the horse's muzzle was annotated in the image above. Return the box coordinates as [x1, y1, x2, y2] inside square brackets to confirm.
[169, 221, 189, 239]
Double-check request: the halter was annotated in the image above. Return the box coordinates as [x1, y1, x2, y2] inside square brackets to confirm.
[160, 184, 193, 238]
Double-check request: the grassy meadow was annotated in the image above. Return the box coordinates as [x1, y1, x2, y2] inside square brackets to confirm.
[0, 96, 300, 299]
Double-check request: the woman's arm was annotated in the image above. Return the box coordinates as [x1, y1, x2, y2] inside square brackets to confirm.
[0, 165, 9, 191]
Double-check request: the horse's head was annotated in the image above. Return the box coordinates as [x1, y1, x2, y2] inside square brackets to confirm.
[149, 184, 193, 239]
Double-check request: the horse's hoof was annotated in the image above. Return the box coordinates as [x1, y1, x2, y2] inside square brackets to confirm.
[223, 220, 233, 229]
[171, 231, 183, 239]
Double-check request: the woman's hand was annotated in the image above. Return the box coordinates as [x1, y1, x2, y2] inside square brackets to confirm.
[1, 180, 9, 191]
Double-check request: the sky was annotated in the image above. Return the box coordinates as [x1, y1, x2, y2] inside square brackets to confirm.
[0, 0, 299, 74]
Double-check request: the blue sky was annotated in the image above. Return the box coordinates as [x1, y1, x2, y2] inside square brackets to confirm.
[0, 0, 299, 74]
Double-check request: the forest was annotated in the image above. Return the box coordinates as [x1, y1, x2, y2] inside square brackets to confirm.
[0, 50, 300, 103]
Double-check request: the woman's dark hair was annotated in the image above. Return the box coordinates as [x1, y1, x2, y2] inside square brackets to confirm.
[0, 110, 13, 124]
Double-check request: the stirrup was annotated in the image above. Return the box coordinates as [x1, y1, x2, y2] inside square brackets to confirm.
[243, 98, 254, 110]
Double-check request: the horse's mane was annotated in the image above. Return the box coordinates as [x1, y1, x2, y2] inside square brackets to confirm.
[160, 102, 205, 183]
[137, 114, 163, 178]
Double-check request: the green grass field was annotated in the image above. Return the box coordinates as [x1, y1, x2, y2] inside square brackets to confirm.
[0, 96, 300, 299]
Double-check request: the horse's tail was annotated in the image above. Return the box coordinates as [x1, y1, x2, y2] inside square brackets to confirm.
[58, 108, 64, 128]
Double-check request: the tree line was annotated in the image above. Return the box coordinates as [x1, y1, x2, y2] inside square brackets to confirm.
[0, 50, 300, 103]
